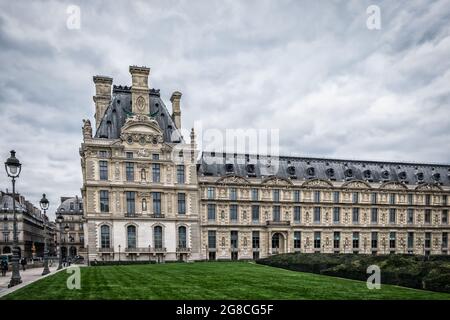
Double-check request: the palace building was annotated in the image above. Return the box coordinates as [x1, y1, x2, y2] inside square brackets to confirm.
[80, 66, 450, 262]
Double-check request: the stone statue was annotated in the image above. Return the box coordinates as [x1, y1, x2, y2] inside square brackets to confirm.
[82, 119, 92, 139]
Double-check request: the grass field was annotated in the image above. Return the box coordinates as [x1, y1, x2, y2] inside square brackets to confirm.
[2, 262, 450, 300]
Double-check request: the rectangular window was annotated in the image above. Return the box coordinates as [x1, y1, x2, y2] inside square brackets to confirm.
[208, 230, 216, 249]
[407, 208, 414, 224]
[425, 194, 431, 206]
[273, 206, 281, 222]
[334, 232, 340, 249]
[99, 190, 109, 213]
[371, 193, 377, 204]
[294, 231, 301, 249]
[425, 232, 431, 248]
[230, 231, 238, 249]
[252, 205, 260, 223]
[152, 164, 160, 182]
[273, 189, 280, 202]
[371, 232, 378, 249]
[314, 232, 321, 249]
[389, 193, 396, 205]
[177, 165, 185, 184]
[443, 195, 448, 206]
[153, 192, 161, 215]
[443, 232, 448, 248]
[99, 161, 108, 180]
[333, 191, 340, 203]
[294, 206, 301, 223]
[352, 192, 359, 204]
[252, 231, 260, 249]
[352, 207, 359, 224]
[230, 205, 238, 222]
[408, 193, 414, 205]
[152, 153, 159, 160]
[230, 188, 237, 201]
[126, 162, 134, 181]
[333, 207, 340, 224]
[389, 208, 396, 224]
[207, 204, 216, 221]
[352, 232, 359, 249]
[293, 190, 300, 203]
[207, 187, 215, 199]
[313, 207, 321, 223]
[407, 232, 414, 248]
[371, 208, 378, 224]
[314, 191, 321, 203]
[425, 209, 431, 224]
[251, 188, 259, 201]
[126, 152, 133, 159]
[389, 232, 396, 249]
[126, 191, 135, 216]
[442, 210, 448, 224]
[99, 150, 109, 158]
[177, 193, 186, 214]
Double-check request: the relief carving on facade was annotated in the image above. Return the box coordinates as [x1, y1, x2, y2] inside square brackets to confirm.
[302, 179, 333, 188]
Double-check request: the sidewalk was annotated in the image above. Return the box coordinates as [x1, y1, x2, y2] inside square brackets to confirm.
[0, 265, 63, 298]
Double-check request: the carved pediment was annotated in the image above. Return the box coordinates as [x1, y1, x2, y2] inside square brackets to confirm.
[415, 183, 443, 191]
[261, 176, 293, 186]
[216, 175, 250, 185]
[379, 181, 408, 190]
[341, 180, 371, 189]
[120, 114, 163, 145]
[302, 179, 333, 188]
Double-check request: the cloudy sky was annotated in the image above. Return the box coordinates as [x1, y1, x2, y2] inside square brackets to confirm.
[0, 0, 449, 215]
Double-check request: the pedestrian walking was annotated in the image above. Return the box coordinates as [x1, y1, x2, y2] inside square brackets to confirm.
[1, 259, 8, 276]
[20, 257, 27, 271]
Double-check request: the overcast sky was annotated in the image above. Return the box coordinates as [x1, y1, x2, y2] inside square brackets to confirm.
[0, 0, 450, 216]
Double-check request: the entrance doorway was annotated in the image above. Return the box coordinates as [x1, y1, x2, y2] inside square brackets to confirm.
[271, 233, 285, 254]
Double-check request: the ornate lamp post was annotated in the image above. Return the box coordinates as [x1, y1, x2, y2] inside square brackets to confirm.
[56, 214, 64, 269]
[5, 150, 22, 288]
[40, 194, 50, 275]
[118, 244, 121, 263]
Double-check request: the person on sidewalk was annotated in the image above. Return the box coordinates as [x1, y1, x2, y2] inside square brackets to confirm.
[1, 259, 8, 276]
[20, 258, 27, 271]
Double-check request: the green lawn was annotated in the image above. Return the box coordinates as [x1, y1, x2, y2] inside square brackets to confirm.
[2, 262, 450, 300]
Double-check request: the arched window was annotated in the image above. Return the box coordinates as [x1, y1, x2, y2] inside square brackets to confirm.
[100, 225, 110, 248]
[142, 199, 147, 211]
[178, 226, 187, 248]
[154, 226, 163, 249]
[127, 225, 136, 249]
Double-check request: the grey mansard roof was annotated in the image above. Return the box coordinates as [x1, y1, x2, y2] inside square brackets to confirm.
[95, 86, 183, 143]
[198, 152, 450, 187]
[56, 196, 83, 215]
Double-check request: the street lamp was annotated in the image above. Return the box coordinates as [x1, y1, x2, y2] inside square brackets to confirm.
[56, 214, 64, 270]
[5, 150, 22, 288]
[118, 244, 121, 263]
[40, 194, 50, 275]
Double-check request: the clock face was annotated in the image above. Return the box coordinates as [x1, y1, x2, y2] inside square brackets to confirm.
[136, 96, 145, 111]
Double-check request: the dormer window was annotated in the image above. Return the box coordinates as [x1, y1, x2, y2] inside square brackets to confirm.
[381, 170, 390, 180]
[433, 172, 441, 181]
[326, 168, 335, 178]
[225, 163, 234, 173]
[306, 167, 315, 177]
[344, 168, 353, 179]
[363, 169, 372, 180]
[416, 172, 424, 183]
[246, 164, 255, 174]
[287, 166, 296, 175]
[398, 171, 407, 181]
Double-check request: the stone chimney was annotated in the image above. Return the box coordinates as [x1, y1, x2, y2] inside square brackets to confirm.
[93, 75, 113, 129]
[170, 91, 182, 129]
[129, 66, 150, 115]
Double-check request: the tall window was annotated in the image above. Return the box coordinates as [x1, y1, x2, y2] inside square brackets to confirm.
[407, 208, 414, 224]
[442, 232, 448, 248]
[408, 194, 414, 205]
[389, 193, 396, 205]
[442, 210, 448, 224]
[273, 189, 280, 202]
[207, 204, 216, 221]
[177, 165, 185, 184]
[273, 206, 281, 222]
[251, 205, 260, 223]
[152, 164, 160, 182]
[153, 192, 161, 216]
[100, 225, 110, 248]
[389, 232, 396, 249]
[333, 191, 340, 203]
[371, 232, 378, 249]
[371, 193, 377, 204]
[208, 230, 216, 249]
[294, 231, 301, 249]
[178, 226, 187, 248]
[352, 232, 359, 249]
[389, 208, 396, 224]
[99, 161, 108, 180]
[293, 190, 300, 203]
[314, 232, 321, 249]
[230, 205, 238, 222]
[352, 208, 359, 224]
[425, 209, 431, 224]
[230, 231, 238, 249]
[127, 225, 136, 248]
[294, 206, 301, 223]
[230, 188, 237, 201]
[425, 232, 431, 248]
[251, 188, 259, 201]
[126, 162, 134, 181]
[314, 191, 321, 203]
[352, 192, 359, 204]
[252, 231, 260, 249]
[178, 193, 186, 214]
[407, 232, 414, 248]
[100, 190, 109, 212]
[314, 207, 321, 223]
[333, 207, 340, 224]
[334, 232, 340, 249]
[154, 226, 163, 249]
[371, 208, 378, 224]
[207, 187, 215, 199]
[443, 195, 448, 206]
[126, 191, 135, 216]
[425, 194, 431, 206]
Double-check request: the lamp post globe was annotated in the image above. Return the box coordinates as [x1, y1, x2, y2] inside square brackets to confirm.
[5, 150, 22, 288]
[40, 194, 50, 275]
